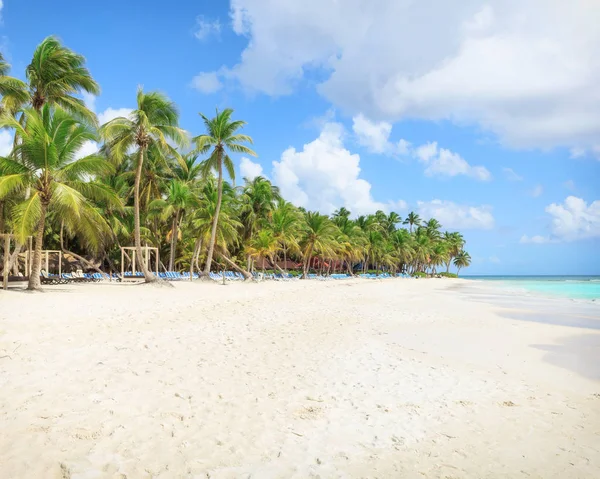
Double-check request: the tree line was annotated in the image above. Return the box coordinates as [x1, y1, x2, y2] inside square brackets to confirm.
[0, 37, 471, 290]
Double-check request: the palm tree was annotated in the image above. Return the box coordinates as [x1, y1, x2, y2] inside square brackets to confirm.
[26, 36, 99, 121]
[193, 108, 256, 277]
[403, 211, 421, 233]
[0, 106, 118, 290]
[453, 251, 472, 276]
[0, 53, 28, 113]
[100, 87, 187, 283]
[300, 211, 337, 277]
[271, 200, 301, 271]
[443, 231, 465, 273]
[246, 229, 278, 273]
[149, 179, 197, 271]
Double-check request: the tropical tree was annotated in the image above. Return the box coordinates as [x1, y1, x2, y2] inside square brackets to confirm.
[0, 106, 118, 289]
[403, 211, 421, 233]
[149, 179, 197, 271]
[100, 87, 187, 282]
[193, 108, 256, 277]
[0, 53, 28, 113]
[443, 231, 465, 273]
[453, 251, 472, 275]
[300, 211, 337, 277]
[25, 36, 99, 121]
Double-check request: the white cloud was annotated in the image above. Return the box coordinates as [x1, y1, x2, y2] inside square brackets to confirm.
[352, 114, 393, 154]
[191, 72, 223, 94]
[0, 130, 13, 156]
[215, 0, 600, 151]
[239, 157, 264, 180]
[417, 199, 495, 230]
[75, 140, 99, 160]
[415, 141, 491, 181]
[194, 16, 221, 41]
[529, 184, 544, 198]
[503, 167, 523, 181]
[520, 235, 552, 244]
[545, 196, 600, 241]
[520, 196, 600, 243]
[98, 107, 133, 126]
[0, 1, 4, 22]
[397, 139, 411, 155]
[272, 122, 394, 215]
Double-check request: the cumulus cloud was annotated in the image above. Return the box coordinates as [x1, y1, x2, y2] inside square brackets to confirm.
[191, 72, 223, 94]
[272, 122, 398, 215]
[503, 167, 523, 181]
[529, 184, 544, 198]
[417, 199, 495, 230]
[81, 92, 96, 112]
[212, 0, 600, 151]
[415, 141, 491, 181]
[98, 107, 133, 126]
[239, 157, 264, 180]
[521, 196, 600, 243]
[0, 129, 12, 156]
[194, 16, 221, 41]
[352, 114, 394, 154]
[545, 196, 600, 241]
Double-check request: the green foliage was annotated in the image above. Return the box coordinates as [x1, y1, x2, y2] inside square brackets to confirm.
[0, 37, 473, 284]
[412, 271, 428, 278]
[439, 272, 459, 278]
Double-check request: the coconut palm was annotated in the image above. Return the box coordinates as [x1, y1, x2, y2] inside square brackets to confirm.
[25, 36, 99, 122]
[193, 108, 256, 277]
[149, 179, 197, 271]
[403, 211, 421, 233]
[300, 211, 337, 277]
[246, 229, 278, 273]
[271, 200, 302, 271]
[0, 106, 118, 289]
[0, 53, 28, 113]
[453, 251, 472, 276]
[100, 87, 187, 282]
[443, 231, 465, 273]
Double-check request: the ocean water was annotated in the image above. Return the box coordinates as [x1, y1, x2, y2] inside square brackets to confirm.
[464, 276, 600, 301]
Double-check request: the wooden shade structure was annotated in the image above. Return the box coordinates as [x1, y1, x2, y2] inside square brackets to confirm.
[120, 246, 159, 281]
[1, 235, 33, 290]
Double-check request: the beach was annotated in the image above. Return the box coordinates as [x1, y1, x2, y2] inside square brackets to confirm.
[1, 278, 599, 478]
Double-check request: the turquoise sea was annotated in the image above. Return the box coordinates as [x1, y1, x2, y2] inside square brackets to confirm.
[464, 276, 600, 301]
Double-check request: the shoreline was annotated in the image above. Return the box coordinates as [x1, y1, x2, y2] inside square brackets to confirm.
[1, 279, 599, 477]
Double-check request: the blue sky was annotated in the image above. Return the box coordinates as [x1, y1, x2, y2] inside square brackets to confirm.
[1, 0, 599, 274]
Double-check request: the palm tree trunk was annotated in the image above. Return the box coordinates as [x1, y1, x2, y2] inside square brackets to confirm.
[28, 201, 48, 290]
[302, 243, 314, 278]
[219, 253, 252, 280]
[204, 155, 222, 276]
[190, 236, 202, 280]
[134, 147, 157, 283]
[168, 210, 180, 271]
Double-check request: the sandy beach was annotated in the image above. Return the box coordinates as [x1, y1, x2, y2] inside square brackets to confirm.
[1, 278, 599, 478]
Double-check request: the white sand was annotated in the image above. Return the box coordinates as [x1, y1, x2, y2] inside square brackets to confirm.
[1, 279, 598, 478]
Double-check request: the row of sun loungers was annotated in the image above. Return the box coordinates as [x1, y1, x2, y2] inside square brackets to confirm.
[40, 269, 413, 285]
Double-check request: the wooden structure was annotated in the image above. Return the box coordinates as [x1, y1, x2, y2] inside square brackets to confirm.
[1, 234, 33, 290]
[120, 246, 159, 281]
[41, 250, 62, 276]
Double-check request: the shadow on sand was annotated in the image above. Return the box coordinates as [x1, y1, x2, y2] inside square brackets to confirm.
[531, 333, 600, 381]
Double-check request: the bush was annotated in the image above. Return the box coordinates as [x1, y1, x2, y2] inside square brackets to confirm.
[412, 271, 427, 278]
[439, 272, 458, 278]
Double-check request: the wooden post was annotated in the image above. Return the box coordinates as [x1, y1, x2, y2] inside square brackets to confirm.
[155, 248, 158, 276]
[3, 235, 9, 290]
[45, 251, 49, 274]
[132, 250, 136, 275]
[27, 236, 32, 275]
[121, 248, 124, 279]
[58, 251, 62, 277]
